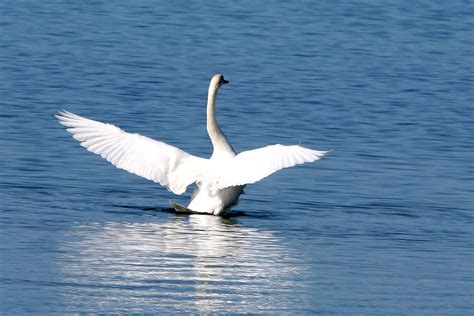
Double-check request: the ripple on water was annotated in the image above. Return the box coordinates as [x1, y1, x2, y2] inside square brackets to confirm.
[56, 216, 312, 313]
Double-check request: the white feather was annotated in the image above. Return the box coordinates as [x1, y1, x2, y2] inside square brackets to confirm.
[210, 144, 328, 190]
[56, 110, 207, 195]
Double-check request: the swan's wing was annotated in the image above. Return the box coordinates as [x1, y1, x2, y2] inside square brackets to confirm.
[213, 144, 328, 190]
[56, 110, 207, 195]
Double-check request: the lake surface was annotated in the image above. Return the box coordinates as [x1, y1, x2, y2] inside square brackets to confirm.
[1, 0, 473, 314]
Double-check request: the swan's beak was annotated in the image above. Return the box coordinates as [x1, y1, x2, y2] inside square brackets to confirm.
[222, 78, 229, 85]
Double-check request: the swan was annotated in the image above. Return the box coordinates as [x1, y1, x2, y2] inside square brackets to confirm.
[56, 74, 329, 215]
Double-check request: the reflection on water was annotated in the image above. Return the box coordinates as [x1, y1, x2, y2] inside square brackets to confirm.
[59, 214, 309, 314]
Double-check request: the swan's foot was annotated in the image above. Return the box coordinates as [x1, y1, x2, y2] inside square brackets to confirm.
[169, 200, 206, 214]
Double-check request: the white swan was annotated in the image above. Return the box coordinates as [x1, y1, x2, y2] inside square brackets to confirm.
[56, 74, 329, 215]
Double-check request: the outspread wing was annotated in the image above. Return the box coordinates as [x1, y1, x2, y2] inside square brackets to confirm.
[212, 144, 328, 190]
[56, 110, 207, 195]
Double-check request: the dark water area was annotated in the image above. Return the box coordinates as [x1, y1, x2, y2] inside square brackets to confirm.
[1, 1, 473, 314]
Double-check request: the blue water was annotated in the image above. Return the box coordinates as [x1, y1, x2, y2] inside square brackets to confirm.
[1, 1, 473, 314]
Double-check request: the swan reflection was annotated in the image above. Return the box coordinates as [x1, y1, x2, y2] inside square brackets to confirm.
[59, 213, 308, 313]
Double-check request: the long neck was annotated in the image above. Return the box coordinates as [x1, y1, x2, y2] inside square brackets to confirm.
[207, 86, 235, 156]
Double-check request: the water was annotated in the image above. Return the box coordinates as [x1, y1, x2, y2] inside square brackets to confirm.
[1, 0, 473, 314]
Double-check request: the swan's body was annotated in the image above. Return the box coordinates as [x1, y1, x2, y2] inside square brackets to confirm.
[57, 74, 329, 215]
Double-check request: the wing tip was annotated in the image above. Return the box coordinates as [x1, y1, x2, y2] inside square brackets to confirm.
[295, 144, 333, 159]
[55, 109, 77, 124]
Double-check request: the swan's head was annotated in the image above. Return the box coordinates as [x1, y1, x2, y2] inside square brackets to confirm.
[210, 74, 229, 91]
